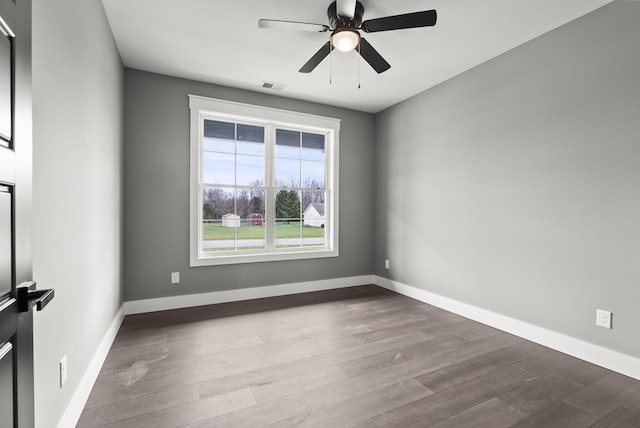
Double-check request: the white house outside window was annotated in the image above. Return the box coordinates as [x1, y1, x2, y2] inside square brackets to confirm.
[189, 95, 340, 266]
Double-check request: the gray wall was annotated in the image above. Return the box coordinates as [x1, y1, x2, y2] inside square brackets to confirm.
[26, 2, 640, 425]
[32, 0, 124, 426]
[374, 1, 640, 358]
[123, 69, 375, 301]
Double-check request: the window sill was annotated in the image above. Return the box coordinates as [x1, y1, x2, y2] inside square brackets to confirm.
[190, 247, 339, 267]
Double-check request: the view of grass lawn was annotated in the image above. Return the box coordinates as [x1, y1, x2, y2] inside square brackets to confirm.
[203, 222, 324, 240]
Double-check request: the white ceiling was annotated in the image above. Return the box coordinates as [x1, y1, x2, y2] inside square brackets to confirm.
[101, 0, 613, 113]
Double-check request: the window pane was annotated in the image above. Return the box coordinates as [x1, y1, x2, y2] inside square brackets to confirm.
[301, 133, 325, 161]
[202, 187, 236, 252]
[236, 155, 264, 186]
[276, 220, 302, 249]
[275, 158, 300, 187]
[276, 144, 300, 159]
[301, 160, 325, 189]
[236, 190, 265, 251]
[276, 129, 300, 159]
[236, 141, 264, 156]
[237, 124, 264, 143]
[203, 137, 235, 153]
[202, 220, 234, 252]
[204, 120, 235, 140]
[302, 194, 326, 247]
[303, 222, 325, 247]
[276, 190, 302, 248]
[203, 152, 235, 185]
[302, 191, 325, 214]
[276, 129, 300, 146]
[300, 146, 325, 162]
[247, 189, 265, 216]
[275, 189, 301, 221]
[202, 187, 235, 219]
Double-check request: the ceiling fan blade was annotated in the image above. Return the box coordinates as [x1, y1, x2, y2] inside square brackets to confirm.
[361, 10, 437, 33]
[258, 19, 329, 32]
[358, 38, 391, 74]
[336, 0, 357, 19]
[299, 41, 331, 73]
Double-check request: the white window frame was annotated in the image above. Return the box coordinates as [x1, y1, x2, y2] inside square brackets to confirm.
[189, 95, 340, 266]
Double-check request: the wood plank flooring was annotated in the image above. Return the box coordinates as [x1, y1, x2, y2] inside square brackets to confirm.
[78, 285, 640, 427]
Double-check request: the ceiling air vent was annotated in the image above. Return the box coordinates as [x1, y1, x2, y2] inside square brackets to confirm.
[261, 81, 287, 91]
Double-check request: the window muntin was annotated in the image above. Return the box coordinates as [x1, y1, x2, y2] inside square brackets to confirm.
[189, 96, 339, 266]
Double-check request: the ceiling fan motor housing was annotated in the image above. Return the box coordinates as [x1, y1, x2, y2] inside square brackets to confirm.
[328, 1, 364, 28]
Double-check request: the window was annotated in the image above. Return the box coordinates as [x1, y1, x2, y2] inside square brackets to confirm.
[189, 95, 340, 266]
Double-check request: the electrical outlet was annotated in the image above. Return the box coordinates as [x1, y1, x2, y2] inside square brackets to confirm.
[171, 272, 180, 284]
[384, 259, 390, 270]
[60, 355, 68, 387]
[596, 309, 612, 329]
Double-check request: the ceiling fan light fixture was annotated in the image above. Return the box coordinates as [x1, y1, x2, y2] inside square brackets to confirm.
[331, 27, 360, 52]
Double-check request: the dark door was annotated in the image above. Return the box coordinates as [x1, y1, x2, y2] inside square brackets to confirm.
[1, 0, 53, 426]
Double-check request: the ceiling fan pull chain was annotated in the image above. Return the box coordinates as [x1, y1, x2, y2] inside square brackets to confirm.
[329, 37, 333, 84]
[358, 42, 361, 89]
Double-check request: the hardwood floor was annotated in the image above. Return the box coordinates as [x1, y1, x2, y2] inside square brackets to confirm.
[78, 285, 640, 427]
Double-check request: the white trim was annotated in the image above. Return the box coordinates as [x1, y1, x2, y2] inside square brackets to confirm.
[189, 247, 340, 267]
[189, 95, 340, 267]
[188, 95, 342, 130]
[57, 306, 125, 428]
[123, 275, 374, 315]
[373, 275, 640, 381]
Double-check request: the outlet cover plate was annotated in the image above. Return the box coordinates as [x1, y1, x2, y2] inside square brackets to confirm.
[596, 309, 612, 329]
[171, 272, 180, 284]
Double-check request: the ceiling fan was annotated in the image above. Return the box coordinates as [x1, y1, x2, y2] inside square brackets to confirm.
[258, 0, 437, 74]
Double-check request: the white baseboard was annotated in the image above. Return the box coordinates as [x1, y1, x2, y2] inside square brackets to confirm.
[57, 306, 125, 428]
[374, 275, 640, 381]
[123, 275, 375, 315]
